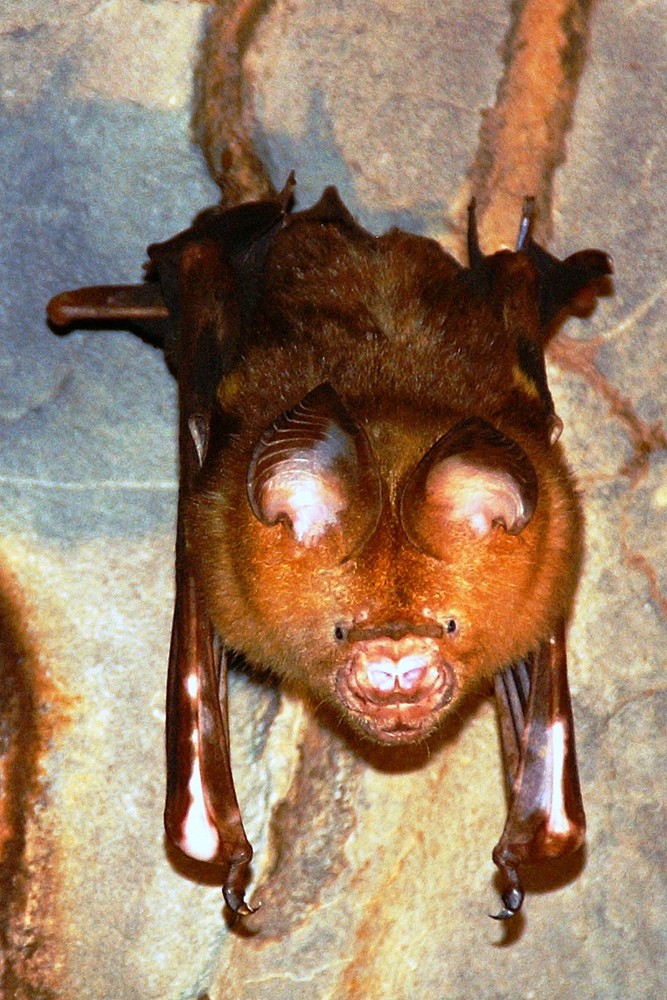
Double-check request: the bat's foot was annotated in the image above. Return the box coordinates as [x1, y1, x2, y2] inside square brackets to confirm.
[489, 885, 524, 920]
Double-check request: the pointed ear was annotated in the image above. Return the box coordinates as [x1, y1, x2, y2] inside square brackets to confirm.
[247, 383, 382, 552]
[400, 418, 538, 557]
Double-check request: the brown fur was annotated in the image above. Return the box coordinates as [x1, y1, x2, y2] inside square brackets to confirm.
[186, 203, 584, 741]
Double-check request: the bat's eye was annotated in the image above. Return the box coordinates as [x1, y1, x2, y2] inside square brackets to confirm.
[334, 624, 348, 642]
[445, 618, 458, 635]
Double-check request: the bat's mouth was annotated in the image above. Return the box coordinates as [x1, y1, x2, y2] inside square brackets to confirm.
[335, 649, 456, 744]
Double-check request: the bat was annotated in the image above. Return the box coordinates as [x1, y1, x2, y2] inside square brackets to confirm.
[47, 175, 611, 920]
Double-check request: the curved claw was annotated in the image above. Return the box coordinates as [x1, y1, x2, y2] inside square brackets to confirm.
[223, 885, 261, 916]
[516, 196, 536, 251]
[489, 885, 524, 920]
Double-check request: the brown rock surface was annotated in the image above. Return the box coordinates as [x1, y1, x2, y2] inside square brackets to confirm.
[0, 1, 664, 997]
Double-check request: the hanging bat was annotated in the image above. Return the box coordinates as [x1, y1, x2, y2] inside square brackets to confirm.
[47, 175, 611, 920]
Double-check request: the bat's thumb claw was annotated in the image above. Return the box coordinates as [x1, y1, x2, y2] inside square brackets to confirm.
[223, 885, 260, 916]
[489, 886, 524, 920]
[236, 899, 261, 917]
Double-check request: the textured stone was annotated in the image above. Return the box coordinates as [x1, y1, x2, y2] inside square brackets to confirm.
[249, 0, 509, 233]
[0, 1, 201, 112]
[1, 1, 665, 998]
[70, 0, 205, 110]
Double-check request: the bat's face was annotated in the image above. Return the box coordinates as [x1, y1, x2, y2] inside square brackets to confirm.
[48, 184, 607, 915]
[189, 383, 581, 745]
[332, 625, 456, 743]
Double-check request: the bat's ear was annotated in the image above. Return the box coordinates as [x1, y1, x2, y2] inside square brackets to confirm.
[247, 383, 382, 553]
[400, 418, 538, 557]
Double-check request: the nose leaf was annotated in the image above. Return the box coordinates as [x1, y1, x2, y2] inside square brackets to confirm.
[366, 653, 429, 694]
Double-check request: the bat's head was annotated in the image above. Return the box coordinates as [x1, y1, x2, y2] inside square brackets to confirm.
[190, 382, 581, 745]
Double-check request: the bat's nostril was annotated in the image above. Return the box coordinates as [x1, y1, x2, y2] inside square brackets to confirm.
[399, 663, 428, 691]
[367, 664, 396, 693]
[365, 653, 430, 694]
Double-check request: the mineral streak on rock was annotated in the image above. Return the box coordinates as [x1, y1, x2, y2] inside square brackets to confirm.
[0, 566, 63, 999]
[466, 0, 596, 248]
[193, 0, 278, 204]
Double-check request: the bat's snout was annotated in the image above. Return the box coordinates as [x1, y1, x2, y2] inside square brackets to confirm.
[336, 634, 455, 743]
[365, 650, 431, 694]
